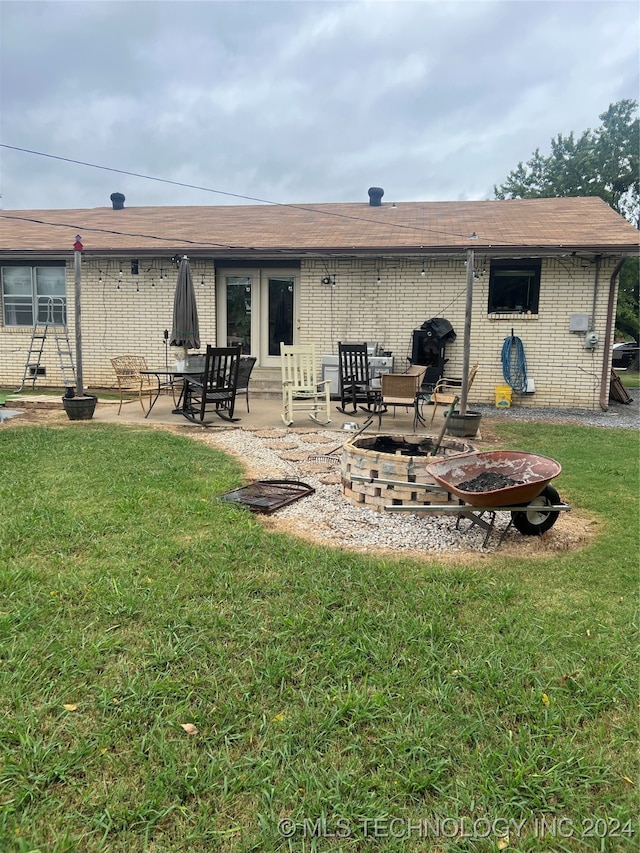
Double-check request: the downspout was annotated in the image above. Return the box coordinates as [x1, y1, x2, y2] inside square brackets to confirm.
[599, 257, 627, 411]
[590, 254, 601, 335]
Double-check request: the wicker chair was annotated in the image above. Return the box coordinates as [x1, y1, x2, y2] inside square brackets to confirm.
[378, 365, 427, 431]
[110, 355, 155, 415]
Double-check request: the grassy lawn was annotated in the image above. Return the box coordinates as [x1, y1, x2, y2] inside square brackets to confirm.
[0, 422, 637, 852]
[616, 370, 639, 389]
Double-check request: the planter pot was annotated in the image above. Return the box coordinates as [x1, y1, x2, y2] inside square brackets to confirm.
[62, 394, 97, 421]
[445, 410, 482, 438]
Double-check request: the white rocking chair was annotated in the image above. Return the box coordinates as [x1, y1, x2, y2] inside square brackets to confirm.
[280, 343, 331, 426]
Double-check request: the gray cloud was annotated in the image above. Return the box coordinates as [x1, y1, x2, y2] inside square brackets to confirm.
[1, 0, 638, 210]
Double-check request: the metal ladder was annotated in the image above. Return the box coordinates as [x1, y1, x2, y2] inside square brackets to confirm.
[17, 297, 76, 391]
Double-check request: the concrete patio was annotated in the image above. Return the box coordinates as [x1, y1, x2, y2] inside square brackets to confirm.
[93, 388, 453, 435]
[3, 387, 456, 436]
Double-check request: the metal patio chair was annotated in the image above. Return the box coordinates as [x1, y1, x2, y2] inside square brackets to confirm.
[281, 343, 331, 426]
[236, 355, 257, 413]
[429, 364, 479, 425]
[110, 355, 155, 415]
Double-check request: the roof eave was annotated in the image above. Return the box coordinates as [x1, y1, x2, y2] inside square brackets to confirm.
[0, 244, 636, 260]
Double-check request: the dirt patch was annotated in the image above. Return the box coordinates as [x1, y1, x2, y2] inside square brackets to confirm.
[1, 406, 68, 427]
[260, 507, 597, 564]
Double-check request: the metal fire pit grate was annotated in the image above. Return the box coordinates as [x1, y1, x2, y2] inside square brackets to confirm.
[220, 480, 315, 514]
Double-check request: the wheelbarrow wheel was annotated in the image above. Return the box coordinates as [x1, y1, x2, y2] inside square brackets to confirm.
[511, 485, 561, 536]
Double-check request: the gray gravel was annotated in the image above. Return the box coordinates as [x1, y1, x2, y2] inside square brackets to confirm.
[472, 396, 639, 430]
[201, 427, 506, 554]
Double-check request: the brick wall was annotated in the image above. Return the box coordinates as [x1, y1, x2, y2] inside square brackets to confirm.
[298, 255, 620, 409]
[0, 258, 217, 391]
[0, 253, 620, 409]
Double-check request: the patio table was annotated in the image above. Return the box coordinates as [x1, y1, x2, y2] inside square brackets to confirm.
[140, 364, 205, 418]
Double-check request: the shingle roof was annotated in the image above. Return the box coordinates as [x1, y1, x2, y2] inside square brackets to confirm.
[0, 196, 637, 257]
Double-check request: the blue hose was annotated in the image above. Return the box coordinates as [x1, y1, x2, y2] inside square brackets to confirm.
[501, 335, 528, 393]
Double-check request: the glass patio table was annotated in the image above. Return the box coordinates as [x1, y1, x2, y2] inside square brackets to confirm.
[140, 360, 205, 418]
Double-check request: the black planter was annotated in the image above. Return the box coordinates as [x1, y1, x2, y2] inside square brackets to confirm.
[445, 410, 482, 438]
[62, 394, 97, 420]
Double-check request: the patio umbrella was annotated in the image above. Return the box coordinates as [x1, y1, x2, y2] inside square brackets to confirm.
[170, 255, 200, 356]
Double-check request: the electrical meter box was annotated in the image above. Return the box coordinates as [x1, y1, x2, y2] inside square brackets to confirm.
[569, 313, 590, 332]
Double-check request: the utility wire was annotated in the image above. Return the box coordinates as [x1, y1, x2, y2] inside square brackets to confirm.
[2, 143, 488, 242]
[0, 144, 276, 205]
[0, 212, 248, 250]
[0, 143, 604, 252]
[3, 144, 475, 241]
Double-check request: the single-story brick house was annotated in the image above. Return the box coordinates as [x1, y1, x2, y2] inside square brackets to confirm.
[0, 190, 638, 409]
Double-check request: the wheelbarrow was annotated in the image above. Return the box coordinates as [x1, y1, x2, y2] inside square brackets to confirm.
[381, 450, 570, 547]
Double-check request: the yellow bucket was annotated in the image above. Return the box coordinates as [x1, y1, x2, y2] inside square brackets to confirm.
[495, 385, 512, 408]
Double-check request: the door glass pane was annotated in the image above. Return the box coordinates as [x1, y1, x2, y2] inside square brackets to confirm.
[225, 276, 252, 354]
[268, 277, 294, 356]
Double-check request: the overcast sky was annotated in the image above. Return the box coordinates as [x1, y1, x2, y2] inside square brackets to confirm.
[1, 0, 638, 211]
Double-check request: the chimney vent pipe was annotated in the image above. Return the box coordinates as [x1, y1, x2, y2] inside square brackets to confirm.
[110, 192, 125, 210]
[368, 187, 384, 206]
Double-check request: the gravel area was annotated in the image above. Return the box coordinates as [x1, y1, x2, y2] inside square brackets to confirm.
[471, 396, 639, 429]
[4, 395, 633, 557]
[191, 405, 619, 558]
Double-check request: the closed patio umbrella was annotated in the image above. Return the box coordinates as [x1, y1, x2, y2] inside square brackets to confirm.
[170, 256, 200, 357]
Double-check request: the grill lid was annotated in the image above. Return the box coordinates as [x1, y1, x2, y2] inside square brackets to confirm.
[220, 480, 315, 514]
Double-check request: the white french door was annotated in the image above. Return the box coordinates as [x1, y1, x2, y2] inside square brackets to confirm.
[216, 269, 298, 367]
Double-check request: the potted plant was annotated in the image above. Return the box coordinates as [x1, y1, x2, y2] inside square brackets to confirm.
[445, 409, 482, 438]
[62, 385, 97, 420]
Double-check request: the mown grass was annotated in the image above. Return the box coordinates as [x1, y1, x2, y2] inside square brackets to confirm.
[0, 422, 637, 852]
[616, 370, 639, 389]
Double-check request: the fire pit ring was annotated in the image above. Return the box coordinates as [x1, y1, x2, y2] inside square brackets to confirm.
[341, 434, 475, 512]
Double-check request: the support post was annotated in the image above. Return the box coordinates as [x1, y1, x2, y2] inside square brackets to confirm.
[459, 248, 474, 415]
[73, 236, 84, 396]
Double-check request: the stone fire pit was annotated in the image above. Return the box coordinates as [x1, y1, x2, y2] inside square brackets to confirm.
[341, 434, 475, 512]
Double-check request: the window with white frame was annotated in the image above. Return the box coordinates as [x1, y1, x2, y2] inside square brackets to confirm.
[488, 259, 541, 315]
[1, 264, 67, 326]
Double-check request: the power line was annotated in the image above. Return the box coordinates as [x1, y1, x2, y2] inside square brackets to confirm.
[0, 143, 495, 244]
[1, 144, 276, 205]
[1, 144, 623, 254]
[0, 212, 249, 250]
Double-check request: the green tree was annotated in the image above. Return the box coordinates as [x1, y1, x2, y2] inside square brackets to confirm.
[494, 100, 639, 352]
